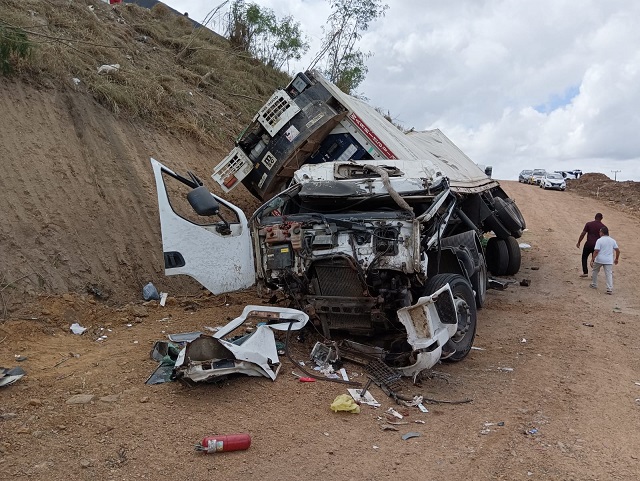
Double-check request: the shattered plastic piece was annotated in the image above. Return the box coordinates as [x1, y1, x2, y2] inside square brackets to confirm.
[526, 428, 538, 435]
[471, 346, 486, 351]
[310, 342, 338, 365]
[415, 420, 426, 424]
[521, 338, 527, 343]
[330, 394, 360, 413]
[167, 331, 202, 343]
[583, 323, 594, 327]
[498, 367, 514, 372]
[347, 388, 381, 408]
[417, 403, 429, 413]
[519, 243, 531, 249]
[0, 367, 26, 387]
[338, 368, 349, 381]
[160, 292, 168, 306]
[386, 407, 403, 419]
[72, 77, 81, 86]
[401, 432, 421, 440]
[70, 323, 87, 335]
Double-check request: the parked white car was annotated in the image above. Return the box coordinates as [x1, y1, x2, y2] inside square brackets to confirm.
[541, 173, 566, 190]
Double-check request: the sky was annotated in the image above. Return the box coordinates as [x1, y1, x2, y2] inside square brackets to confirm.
[163, 0, 640, 182]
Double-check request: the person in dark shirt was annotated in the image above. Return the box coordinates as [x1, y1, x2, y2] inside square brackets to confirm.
[576, 213, 606, 277]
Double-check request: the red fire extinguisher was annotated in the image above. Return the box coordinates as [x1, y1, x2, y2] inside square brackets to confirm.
[195, 433, 252, 454]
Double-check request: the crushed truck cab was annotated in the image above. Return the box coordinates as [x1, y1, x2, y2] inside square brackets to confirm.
[150, 70, 526, 377]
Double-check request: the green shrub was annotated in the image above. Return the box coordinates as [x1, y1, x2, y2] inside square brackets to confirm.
[0, 24, 33, 75]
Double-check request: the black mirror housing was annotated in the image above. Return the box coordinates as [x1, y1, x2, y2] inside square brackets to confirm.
[187, 186, 220, 216]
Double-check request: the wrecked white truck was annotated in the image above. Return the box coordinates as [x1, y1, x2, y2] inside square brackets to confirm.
[150, 70, 525, 379]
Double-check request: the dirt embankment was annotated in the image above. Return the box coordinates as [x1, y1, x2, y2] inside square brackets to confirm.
[566, 173, 640, 218]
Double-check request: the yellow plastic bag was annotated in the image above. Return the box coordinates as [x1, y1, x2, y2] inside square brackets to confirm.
[330, 394, 360, 413]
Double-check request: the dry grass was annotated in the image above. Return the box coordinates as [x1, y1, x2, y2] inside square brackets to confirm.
[0, 0, 291, 146]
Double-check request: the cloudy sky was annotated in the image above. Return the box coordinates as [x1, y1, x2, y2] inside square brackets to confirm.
[163, 0, 639, 182]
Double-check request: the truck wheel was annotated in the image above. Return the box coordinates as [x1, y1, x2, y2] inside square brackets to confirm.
[486, 237, 508, 276]
[422, 274, 477, 362]
[505, 236, 521, 275]
[471, 252, 487, 308]
[493, 197, 522, 234]
[484, 213, 511, 239]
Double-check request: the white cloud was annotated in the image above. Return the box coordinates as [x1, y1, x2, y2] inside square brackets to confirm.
[162, 0, 640, 181]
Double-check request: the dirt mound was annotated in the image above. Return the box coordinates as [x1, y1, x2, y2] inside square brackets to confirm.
[566, 173, 640, 219]
[0, 0, 283, 313]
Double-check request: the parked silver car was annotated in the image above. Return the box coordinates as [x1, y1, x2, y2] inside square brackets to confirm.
[518, 169, 533, 183]
[541, 173, 566, 190]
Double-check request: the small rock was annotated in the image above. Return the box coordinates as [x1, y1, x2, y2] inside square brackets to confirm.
[29, 399, 43, 407]
[16, 426, 30, 434]
[34, 461, 54, 470]
[80, 459, 94, 469]
[66, 394, 95, 405]
[99, 395, 120, 403]
[15, 356, 28, 362]
[139, 396, 150, 403]
[0, 413, 17, 420]
[129, 306, 149, 318]
[62, 293, 74, 302]
[31, 430, 44, 439]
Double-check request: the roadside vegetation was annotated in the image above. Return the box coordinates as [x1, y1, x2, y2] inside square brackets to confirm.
[0, 0, 290, 146]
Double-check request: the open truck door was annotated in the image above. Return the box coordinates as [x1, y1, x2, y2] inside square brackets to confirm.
[150, 158, 255, 294]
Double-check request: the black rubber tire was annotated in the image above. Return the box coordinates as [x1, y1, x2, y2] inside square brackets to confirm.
[486, 237, 509, 276]
[422, 274, 477, 362]
[471, 252, 487, 309]
[493, 197, 522, 233]
[484, 213, 511, 239]
[511, 200, 526, 230]
[504, 236, 521, 275]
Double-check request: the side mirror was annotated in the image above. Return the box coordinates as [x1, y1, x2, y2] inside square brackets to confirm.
[187, 186, 220, 216]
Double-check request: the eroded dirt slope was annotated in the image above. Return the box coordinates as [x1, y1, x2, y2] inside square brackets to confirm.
[0, 80, 260, 309]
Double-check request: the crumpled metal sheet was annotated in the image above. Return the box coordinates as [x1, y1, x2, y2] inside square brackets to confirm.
[174, 305, 308, 383]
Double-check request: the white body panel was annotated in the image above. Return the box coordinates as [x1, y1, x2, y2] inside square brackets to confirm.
[396, 284, 458, 378]
[150, 158, 255, 294]
[174, 306, 309, 382]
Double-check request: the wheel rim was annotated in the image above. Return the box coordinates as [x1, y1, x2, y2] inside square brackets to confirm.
[451, 296, 471, 343]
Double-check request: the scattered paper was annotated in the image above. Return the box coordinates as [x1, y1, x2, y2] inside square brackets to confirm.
[160, 292, 168, 307]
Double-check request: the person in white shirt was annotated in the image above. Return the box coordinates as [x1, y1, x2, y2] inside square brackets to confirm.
[590, 226, 621, 294]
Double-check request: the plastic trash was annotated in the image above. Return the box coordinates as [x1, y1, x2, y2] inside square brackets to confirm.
[70, 323, 87, 335]
[143, 282, 160, 301]
[330, 394, 360, 413]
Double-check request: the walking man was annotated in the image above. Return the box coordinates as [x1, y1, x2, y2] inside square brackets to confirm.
[576, 213, 606, 277]
[590, 226, 620, 294]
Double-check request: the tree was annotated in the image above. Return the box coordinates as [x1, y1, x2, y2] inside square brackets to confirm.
[226, 1, 309, 70]
[309, 0, 388, 94]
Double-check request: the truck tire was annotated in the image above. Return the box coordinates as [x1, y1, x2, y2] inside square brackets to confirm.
[484, 213, 511, 239]
[422, 274, 477, 362]
[471, 252, 488, 309]
[493, 197, 522, 234]
[505, 236, 521, 275]
[486, 237, 508, 276]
